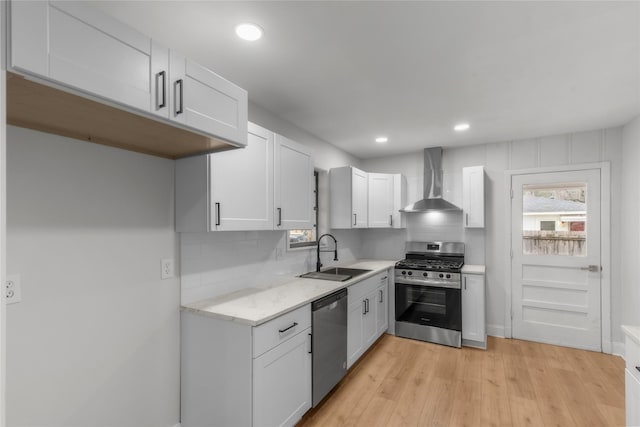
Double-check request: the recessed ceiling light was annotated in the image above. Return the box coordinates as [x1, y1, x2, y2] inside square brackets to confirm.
[375, 136, 388, 143]
[454, 123, 470, 132]
[235, 23, 263, 41]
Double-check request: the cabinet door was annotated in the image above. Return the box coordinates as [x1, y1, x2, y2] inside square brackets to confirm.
[253, 330, 312, 427]
[462, 274, 486, 345]
[274, 135, 314, 230]
[210, 123, 274, 230]
[347, 300, 365, 369]
[462, 166, 485, 228]
[11, 1, 154, 112]
[362, 293, 377, 348]
[169, 52, 248, 146]
[352, 168, 369, 228]
[375, 277, 389, 335]
[626, 369, 640, 427]
[368, 173, 394, 228]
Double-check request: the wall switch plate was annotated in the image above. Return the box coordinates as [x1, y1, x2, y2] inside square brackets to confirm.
[161, 259, 174, 280]
[6, 274, 21, 304]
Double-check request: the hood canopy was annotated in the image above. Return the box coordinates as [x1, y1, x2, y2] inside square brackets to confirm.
[400, 147, 461, 213]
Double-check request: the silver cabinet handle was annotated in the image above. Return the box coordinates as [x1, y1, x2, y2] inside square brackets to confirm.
[308, 333, 312, 354]
[156, 70, 166, 109]
[277, 208, 282, 226]
[464, 276, 467, 290]
[379, 289, 383, 303]
[353, 213, 357, 226]
[366, 298, 370, 314]
[174, 79, 184, 115]
[390, 214, 393, 227]
[278, 322, 298, 334]
[465, 213, 469, 226]
[580, 265, 600, 272]
[215, 202, 221, 226]
[362, 300, 366, 315]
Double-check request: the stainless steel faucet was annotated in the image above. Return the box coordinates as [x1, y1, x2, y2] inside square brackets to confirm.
[316, 233, 338, 272]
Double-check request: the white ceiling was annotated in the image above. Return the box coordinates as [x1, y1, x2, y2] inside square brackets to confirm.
[93, 1, 640, 159]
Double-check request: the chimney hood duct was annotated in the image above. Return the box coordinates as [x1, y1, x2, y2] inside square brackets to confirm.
[400, 147, 461, 213]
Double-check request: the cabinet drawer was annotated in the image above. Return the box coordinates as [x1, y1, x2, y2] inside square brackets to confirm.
[626, 336, 640, 380]
[253, 304, 311, 358]
[348, 272, 385, 302]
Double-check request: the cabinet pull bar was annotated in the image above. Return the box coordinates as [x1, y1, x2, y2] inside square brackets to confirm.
[390, 214, 393, 227]
[636, 366, 640, 373]
[308, 333, 313, 354]
[379, 289, 383, 303]
[156, 71, 166, 109]
[362, 300, 366, 315]
[215, 202, 221, 226]
[279, 322, 298, 334]
[365, 298, 369, 314]
[175, 79, 184, 115]
[464, 276, 467, 290]
[466, 213, 469, 226]
[353, 213, 357, 226]
[277, 208, 282, 226]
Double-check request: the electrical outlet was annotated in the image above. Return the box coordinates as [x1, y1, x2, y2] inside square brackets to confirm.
[161, 259, 174, 280]
[6, 274, 21, 304]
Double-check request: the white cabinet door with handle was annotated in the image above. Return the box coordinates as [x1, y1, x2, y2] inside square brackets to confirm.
[462, 273, 486, 348]
[368, 173, 394, 228]
[462, 165, 485, 228]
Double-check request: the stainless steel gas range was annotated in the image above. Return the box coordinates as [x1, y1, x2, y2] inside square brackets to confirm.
[394, 241, 464, 348]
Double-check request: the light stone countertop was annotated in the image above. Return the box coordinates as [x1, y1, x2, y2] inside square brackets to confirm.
[181, 259, 397, 326]
[622, 325, 640, 346]
[462, 264, 486, 275]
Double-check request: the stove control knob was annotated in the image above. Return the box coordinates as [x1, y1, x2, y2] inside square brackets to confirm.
[401, 271, 406, 275]
[439, 273, 444, 278]
[446, 274, 451, 279]
[423, 272, 428, 277]
[408, 271, 413, 276]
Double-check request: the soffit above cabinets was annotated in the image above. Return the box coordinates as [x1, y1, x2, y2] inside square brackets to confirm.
[6, 72, 237, 160]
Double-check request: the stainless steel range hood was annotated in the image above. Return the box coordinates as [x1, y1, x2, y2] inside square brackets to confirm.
[400, 147, 461, 212]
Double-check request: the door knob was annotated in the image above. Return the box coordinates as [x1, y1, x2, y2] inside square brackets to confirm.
[580, 265, 600, 272]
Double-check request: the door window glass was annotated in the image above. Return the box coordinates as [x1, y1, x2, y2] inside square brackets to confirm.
[522, 183, 586, 256]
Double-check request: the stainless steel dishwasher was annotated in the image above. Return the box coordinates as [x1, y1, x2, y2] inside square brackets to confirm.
[311, 288, 348, 407]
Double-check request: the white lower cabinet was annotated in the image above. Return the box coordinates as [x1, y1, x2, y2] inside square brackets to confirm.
[347, 271, 390, 368]
[253, 329, 312, 427]
[626, 368, 640, 427]
[462, 272, 486, 349]
[181, 304, 311, 427]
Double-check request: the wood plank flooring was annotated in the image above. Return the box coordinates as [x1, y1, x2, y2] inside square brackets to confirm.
[298, 334, 625, 427]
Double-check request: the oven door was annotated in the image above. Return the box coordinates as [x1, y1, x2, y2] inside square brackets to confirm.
[395, 282, 461, 331]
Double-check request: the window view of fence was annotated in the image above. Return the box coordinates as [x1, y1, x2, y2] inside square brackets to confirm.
[522, 183, 586, 256]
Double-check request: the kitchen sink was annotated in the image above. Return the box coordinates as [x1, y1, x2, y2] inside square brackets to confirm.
[299, 267, 371, 282]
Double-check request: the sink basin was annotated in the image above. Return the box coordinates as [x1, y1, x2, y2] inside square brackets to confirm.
[299, 267, 372, 282]
[320, 267, 371, 278]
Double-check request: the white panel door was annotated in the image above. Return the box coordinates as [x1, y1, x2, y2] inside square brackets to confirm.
[47, 1, 153, 111]
[462, 274, 485, 343]
[511, 169, 601, 351]
[209, 123, 274, 231]
[375, 278, 388, 334]
[368, 173, 394, 228]
[352, 168, 368, 228]
[274, 135, 314, 230]
[253, 330, 312, 427]
[347, 300, 364, 369]
[170, 52, 248, 146]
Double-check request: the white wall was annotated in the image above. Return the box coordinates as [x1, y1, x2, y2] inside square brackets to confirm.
[363, 126, 624, 343]
[6, 127, 180, 426]
[180, 103, 366, 304]
[622, 115, 640, 330]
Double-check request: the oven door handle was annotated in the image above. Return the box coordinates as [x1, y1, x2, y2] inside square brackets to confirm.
[395, 278, 461, 290]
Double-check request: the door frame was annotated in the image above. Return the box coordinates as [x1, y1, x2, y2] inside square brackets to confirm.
[504, 162, 612, 354]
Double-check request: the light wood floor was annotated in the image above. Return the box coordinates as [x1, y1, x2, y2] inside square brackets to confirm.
[298, 334, 625, 427]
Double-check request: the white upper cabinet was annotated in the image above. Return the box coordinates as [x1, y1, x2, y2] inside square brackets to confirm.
[176, 123, 273, 232]
[169, 52, 248, 145]
[368, 173, 406, 228]
[368, 173, 394, 228]
[9, 0, 248, 148]
[274, 134, 314, 230]
[462, 165, 485, 228]
[330, 166, 368, 229]
[11, 1, 154, 112]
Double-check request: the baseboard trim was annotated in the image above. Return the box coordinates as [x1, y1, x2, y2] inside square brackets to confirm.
[612, 341, 625, 359]
[487, 324, 505, 338]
